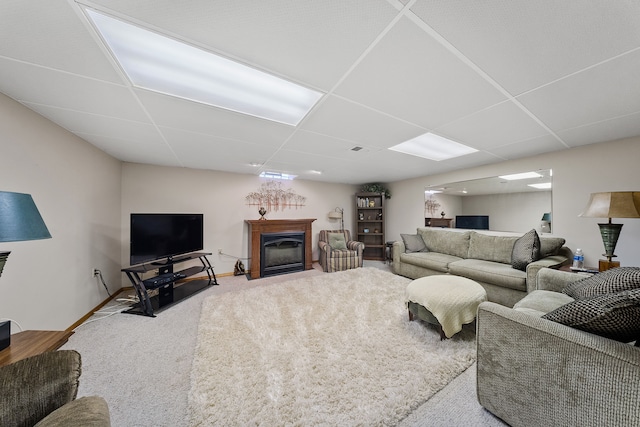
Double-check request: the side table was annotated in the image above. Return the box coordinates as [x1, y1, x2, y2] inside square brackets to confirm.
[0, 330, 74, 367]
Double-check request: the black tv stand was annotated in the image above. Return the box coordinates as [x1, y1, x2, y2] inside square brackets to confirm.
[121, 252, 217, 317]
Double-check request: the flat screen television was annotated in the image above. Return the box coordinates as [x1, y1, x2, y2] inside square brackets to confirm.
[455, 215, 489, 230]
[130, 213, 203, 265]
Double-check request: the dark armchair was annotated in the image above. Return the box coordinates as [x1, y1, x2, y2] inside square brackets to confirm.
[0, 350, 110, 427]
[318, 229, 365, 272]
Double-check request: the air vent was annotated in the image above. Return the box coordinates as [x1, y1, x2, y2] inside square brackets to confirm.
[351, 146, 363, 151]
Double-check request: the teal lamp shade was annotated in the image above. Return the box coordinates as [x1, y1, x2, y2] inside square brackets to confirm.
[0, 191, 51, 277]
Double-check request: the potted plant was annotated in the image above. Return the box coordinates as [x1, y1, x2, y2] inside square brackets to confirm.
[360, 183, 391, 199]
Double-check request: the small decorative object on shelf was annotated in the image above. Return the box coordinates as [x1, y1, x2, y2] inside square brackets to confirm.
[258, 207, 267, 220]
[441, 211, 446, 218]
[369, 200, 375, 207]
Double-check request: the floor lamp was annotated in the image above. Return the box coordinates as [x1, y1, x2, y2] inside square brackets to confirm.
[328, 207, 344, 232]
[579, 191, 640, 272]
[0, 191, 52, 350]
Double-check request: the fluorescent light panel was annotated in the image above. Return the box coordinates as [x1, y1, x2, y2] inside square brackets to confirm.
[528, 182, 552, 189]
[259, 171, 296, 180]
[499, 172, 542, 180]
[389, 133, 477, 161]
[85, 9, 323, 126]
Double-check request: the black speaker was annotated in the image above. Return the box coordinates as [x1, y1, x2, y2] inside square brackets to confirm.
[0, 321, 10, 351]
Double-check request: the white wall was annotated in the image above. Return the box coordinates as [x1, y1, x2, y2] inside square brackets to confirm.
[387, 137, 640, 268]
[0, 93, 122, 331]
[120, 163, 358, 284]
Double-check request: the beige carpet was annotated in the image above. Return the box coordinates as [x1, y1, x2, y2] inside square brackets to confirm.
[188, 267, 477, 426]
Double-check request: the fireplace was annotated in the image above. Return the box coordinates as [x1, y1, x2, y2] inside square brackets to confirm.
[245, 219, 316, 279]
[260, 232, 305, 277]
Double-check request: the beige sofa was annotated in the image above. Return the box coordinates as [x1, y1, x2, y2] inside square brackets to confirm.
[477, 268, 640, 426]
[392, 228, 570, 307]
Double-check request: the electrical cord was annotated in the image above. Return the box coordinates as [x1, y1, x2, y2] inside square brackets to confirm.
[0, 318, 23, 331]
[218, 251, 250, 260]
[94, 269, 112, 297]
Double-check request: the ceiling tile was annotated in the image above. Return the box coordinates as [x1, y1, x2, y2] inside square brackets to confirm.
[74, 132, 178, 166]
[335, 16, 506, 129]
[0, 58, 148, 121]
[517, 50, 640, 132]
[485, 135, 567, 160]
[300, 95, 425, 148]
[0, 1, 123, 83]
[410, 0, 640, 95]
[557, 112, 640, 147]
[435, 101, 550, 150]
[136, 90, 295, 146]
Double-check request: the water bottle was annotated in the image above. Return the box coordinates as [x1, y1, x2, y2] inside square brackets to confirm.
[572, 248, 584, 269]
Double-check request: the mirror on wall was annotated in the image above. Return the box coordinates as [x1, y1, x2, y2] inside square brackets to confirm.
[424, 170, 553, 234]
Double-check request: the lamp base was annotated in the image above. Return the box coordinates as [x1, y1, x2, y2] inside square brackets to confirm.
[599, 259, 621, 272]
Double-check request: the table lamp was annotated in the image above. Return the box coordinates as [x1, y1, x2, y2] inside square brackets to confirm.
[0, 191, 52, 350]
[540, 212, 551, 233]
[579, 191, 640, 271]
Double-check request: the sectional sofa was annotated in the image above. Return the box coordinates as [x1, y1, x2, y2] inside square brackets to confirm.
[392, 227, 571, 307]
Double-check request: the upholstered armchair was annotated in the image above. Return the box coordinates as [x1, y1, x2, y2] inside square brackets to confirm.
[0, 350, 111, 427]
[318, 230, 365, 272]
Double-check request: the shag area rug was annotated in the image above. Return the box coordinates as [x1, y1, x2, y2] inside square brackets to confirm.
[188, 268, 476, 426]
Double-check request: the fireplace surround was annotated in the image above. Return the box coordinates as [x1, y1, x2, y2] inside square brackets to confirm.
[246, 219, 316, 279]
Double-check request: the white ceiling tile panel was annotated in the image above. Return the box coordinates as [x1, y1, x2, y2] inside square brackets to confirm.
[73, 132, 178, 166]
[284, 131, 377, 159]
[557, 112, 640, 148]
[0, 58, 147, 121]
[410, 0, 640, 95]
[0, 1, 123, 83]
[517, 51, 640, 132]
[435, 101, 550, 150]
[87, 0, 399, 90]
[300, 95, 425, 148]
[22, 104, 158, 142]
[335, 16, 506, 129]
[485, 135, 567, 160]
[136, 90, 295, 147]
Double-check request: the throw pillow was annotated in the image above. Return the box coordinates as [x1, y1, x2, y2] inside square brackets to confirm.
[327, 232, 347, 250]
[563, 267, 640, 299]
[400, 233, 428, 253]
[542, 288, 640, 343]
[538, 237, 566, 258]
[511, 229, 541, 271]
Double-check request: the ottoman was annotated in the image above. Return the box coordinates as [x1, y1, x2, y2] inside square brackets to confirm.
[405, 275, 487, 339]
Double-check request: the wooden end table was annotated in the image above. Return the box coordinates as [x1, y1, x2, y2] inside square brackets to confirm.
[0, 330, 74, 367]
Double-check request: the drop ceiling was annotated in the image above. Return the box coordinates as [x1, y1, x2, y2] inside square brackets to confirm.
[1, 0, 639, 184]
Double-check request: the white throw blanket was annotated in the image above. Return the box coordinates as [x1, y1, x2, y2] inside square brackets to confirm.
[405, 275, 487, 338]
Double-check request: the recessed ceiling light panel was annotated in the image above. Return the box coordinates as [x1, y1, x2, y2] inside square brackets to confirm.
[85, 9, 323, 126]
[498, 172, 543, 180]
[528, 182, 552, 189]
[389, 133, 477, 161]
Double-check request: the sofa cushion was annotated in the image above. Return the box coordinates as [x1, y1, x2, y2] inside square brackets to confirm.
[539, 236, 566, 257]
[542, 288, 640, 343]
[468, 232, 518, 264]
[400, 233, 428, 253]
[418, 228, 470, 259]
[448, 259, 527, 292]
[513, 289, 574, 317]
[327, 232, 347, 250]
[399, 252, 461, 273]
[563, 267, 640, 299]
[511, 229, 541, 271]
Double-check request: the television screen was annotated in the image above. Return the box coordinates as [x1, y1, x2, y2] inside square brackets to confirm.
[455, 215, 489, 230]
[130, 213, 203, 265]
